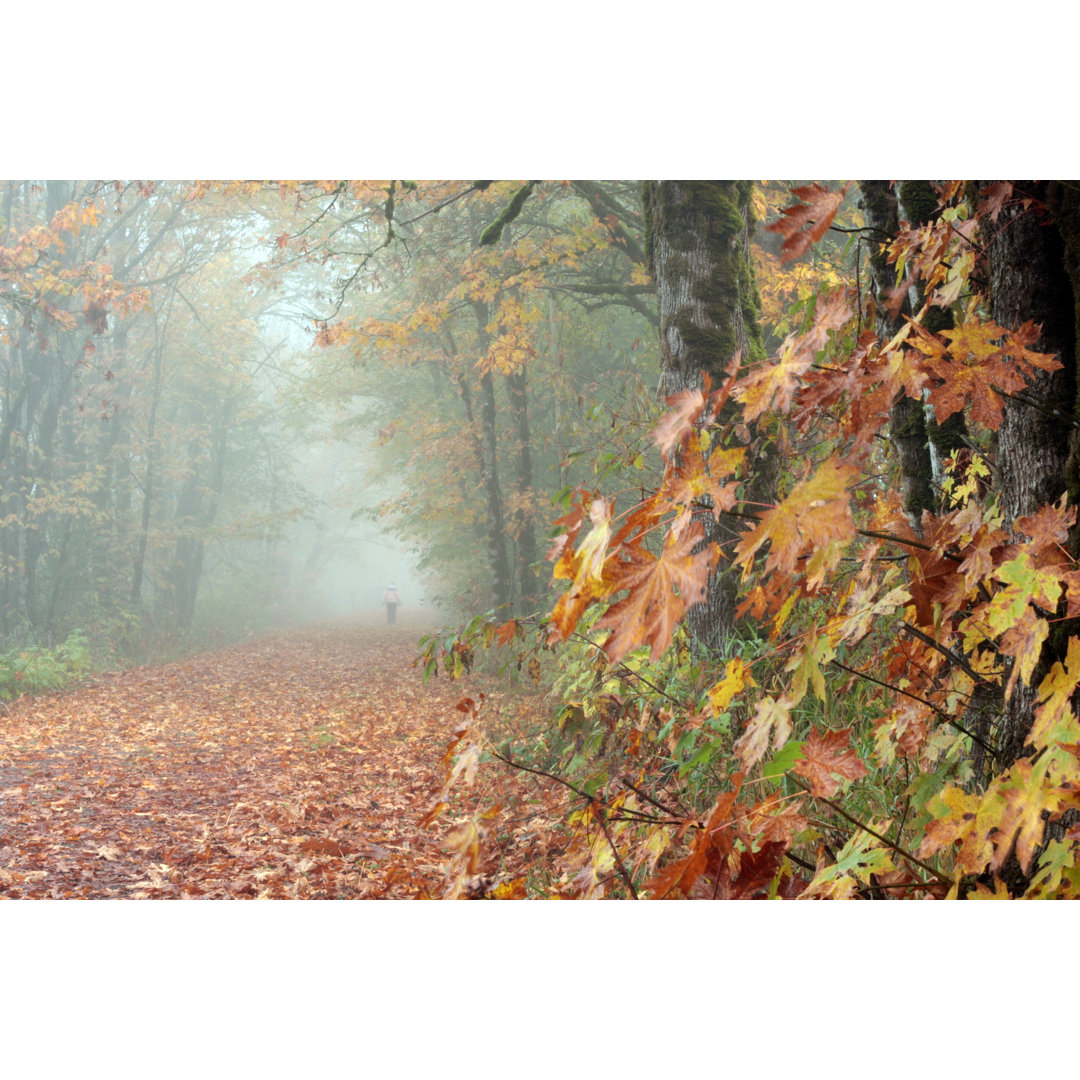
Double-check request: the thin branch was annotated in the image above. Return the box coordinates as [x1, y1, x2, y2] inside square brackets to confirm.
[594, 805, 640, 899]
[829, 658, 997, 755]
[490, 748, 594, 802]
[792, 776, 950, 885]
[900, 621, 984, 683]
[618, 775, 682, 817]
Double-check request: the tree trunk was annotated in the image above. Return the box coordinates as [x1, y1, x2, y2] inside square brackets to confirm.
[859, 181, 936, 532]
[895, 181, 967, 476]
[478, 368, 512, 614]
[506, 365, 539, 612]
[642, 180, 768, 650]
[981, 181, 1079, 774]
[472, 302, 512, 614]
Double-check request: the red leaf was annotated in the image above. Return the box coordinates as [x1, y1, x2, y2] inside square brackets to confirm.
[765, 183, 850, 263]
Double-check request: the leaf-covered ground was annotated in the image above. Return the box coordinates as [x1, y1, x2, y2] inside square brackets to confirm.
[0, 615, 554, 899]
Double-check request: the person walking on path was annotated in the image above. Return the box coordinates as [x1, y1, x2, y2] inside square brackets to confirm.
[383, 583, 400, 625]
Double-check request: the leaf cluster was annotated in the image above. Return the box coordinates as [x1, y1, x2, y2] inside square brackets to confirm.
[423, 182, 1080, 899]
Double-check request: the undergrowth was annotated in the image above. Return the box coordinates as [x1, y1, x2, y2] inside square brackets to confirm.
[0, 630, 92, 702]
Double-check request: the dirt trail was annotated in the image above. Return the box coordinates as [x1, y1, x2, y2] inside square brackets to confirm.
[0, 614, 497, 898]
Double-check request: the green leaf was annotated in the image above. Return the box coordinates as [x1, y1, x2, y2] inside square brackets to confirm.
[764, 739, 806, 787]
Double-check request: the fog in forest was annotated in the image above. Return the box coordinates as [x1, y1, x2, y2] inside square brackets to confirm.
[0, 180, 663, 684]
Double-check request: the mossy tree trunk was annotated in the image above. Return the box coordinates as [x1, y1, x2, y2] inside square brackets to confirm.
[471, 301, 512, 615]
[642, 181, 769, 650]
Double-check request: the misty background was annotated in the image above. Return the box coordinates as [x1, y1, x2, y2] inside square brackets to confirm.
[0, 180, 658, 677]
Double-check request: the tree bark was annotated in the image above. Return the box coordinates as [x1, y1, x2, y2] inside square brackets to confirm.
[471, 302, 512, 614]
[859, 181, 937, 532]
[981, 181, 1079, 775]
[895, 181, 967, 477]
[642, 181, 768, 650]
[506, 365, 539, 612]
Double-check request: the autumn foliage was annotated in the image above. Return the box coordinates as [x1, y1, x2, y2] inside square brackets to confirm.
[8, 179, 1080, 901]
[422, 181, 1080, 899]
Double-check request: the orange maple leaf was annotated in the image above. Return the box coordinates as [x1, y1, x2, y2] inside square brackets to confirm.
[747, 793, 807, 846]
[792, 726, 867, 797]
[736, 289, 855, 423]
[661, 435, 745, 543]
[910, 316, 1061, 427]
[596, 521, 718, 663]
[765, 183, 851, 264]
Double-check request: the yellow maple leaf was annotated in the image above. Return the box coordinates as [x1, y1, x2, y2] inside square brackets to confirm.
[989, 758, 1068, 874]
[735, 456, 857, 579]
[1033, 635, 1080, 749]
[706, 657, 757, 716]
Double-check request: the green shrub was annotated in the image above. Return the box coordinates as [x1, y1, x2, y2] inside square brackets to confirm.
[0, 630, 91, 701]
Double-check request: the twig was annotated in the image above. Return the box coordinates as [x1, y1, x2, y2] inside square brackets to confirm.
[619, 775, 682, 817]
[490, 748, 593, 802]
[900, 621, 983, 683]
[594, 805, 639, 899]
[829, 658, 997, 755]
[793, 777, 949, 885]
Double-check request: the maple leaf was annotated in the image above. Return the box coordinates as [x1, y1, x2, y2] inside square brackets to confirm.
[1033, 636, 1080, 750]
[653, 384, 708, 458]
[960, 552, 1062, 698]
[1025, 839, 1080, 899]
[747, 793, 807, 846]
[765, 183, 851, 263]
[801, 821, 895, 899]
[547, 496, 587, 571]
[997, 606, 1050, 700]
[1015, 497, 1076, 553]
[873, 700, 930, 763]
[574, 497, 613, 586]
[705, 657, 757, 716]
[662, 435, 745, 542]
[918, 786, 994, 875]
[596, 520, 718, 663]
[911, 316, 1062, 427]
[735, 456, 858, 580]
[725, 841, 789, 899]
[733, 695, 793, 770]
[736, 288, 855, 423]
[645, 785, 743, 899]
[548, 494, 612, 643]
[784, 626, 836, 705]
[792, 726, 867, 797]
[645, 838, 709, 900]
[978, 181, 1013, 222]
[490, 877, 527, 900]
[984, 758, 1069, 874]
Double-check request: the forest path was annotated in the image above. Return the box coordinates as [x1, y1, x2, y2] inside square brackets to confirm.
[0, 614, 522, 898]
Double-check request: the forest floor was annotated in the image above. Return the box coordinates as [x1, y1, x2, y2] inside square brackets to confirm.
[0, 614, 562, 899]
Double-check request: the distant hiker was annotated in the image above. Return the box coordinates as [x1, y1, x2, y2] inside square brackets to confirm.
[383, 583, 400, 624]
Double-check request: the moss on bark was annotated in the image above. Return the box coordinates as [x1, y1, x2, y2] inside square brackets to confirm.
[643, 181, 768, 649]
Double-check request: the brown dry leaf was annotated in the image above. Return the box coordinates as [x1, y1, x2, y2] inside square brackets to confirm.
[0, 614, 556, 900]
